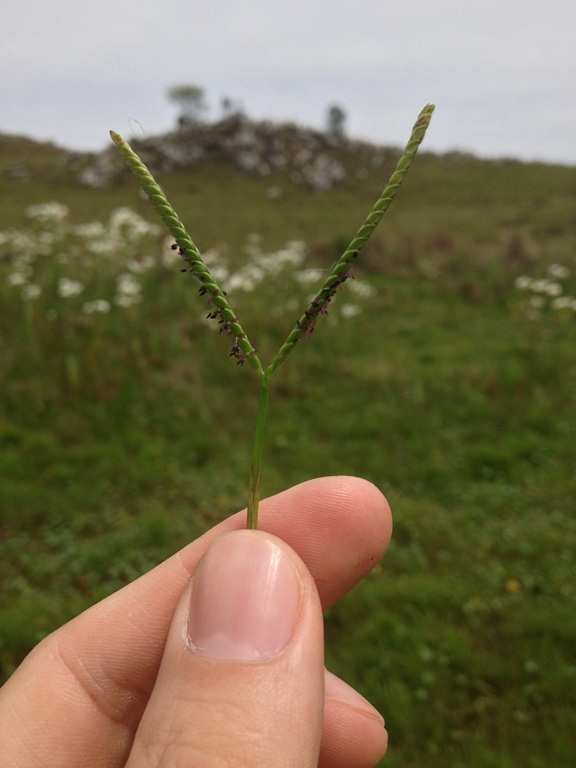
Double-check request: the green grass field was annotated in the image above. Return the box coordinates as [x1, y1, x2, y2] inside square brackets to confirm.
[1, 129, 576, 766]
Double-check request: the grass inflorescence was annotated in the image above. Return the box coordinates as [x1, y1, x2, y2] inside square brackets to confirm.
[111, 105, 435, 527]
[269, 104, 433, 374]
[110, 131, 262, 375]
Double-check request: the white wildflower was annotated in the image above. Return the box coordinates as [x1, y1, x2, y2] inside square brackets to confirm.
[6, 271, 29, 287]
[514, 276, 532, 290]
[21, 284, 41, 300]
[348, 280, 375, 298]
[225, 273, 256, 293]
[529, 280, 547, 293]
[115, 294, 141, 307]
[127, 256, 155, 273]
[340, 303, 361, 318]
[203, 248, 223, 266]
[116, 273, 141, 296]
[223, 260, 268, 293]
[82, 299, 111, 314]
[244, 264, 266, 283]
[72, 221, 107, 239]
[37, 231, 56, 246]
[210, 265, 230, 283]
[4, 231, 36, 257]
[543, 281, 562, 297]
[57, 278, 84, 298]
[529, 279, 561, 295]
[160, 242, 181, 267]
[293, 268, 325, 284]
[109, 207, 160, 241]
[87, 238, 115, 256]
[25, 202, 69, 223]
[552, 296, 576, 311]
[275, 241, 307, 267]
[547, 263, 570, 279]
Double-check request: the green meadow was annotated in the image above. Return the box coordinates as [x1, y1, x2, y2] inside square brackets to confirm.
[1, 128, 575, 766]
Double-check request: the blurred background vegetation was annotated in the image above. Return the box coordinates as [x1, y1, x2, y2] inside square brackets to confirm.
[1, 115, 575, 767]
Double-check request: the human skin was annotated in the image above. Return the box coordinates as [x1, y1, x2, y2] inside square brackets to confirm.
[0, 476, 392, 767]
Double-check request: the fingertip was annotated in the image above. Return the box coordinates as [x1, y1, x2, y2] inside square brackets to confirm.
[329, 475, 393, 547]
[324, 670, 384, 725]
[320, 693, 388, 768]
[266, 474, 392, 544]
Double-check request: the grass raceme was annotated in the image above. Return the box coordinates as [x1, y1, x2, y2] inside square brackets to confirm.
[111, 104, 435, 527]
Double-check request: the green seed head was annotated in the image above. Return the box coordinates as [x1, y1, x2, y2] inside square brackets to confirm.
[109, 131, 264, 378]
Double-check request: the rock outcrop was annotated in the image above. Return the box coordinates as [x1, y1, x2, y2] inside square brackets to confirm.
[80, 115, 395, 191]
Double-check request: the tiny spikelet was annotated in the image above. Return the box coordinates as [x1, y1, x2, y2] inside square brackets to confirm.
[267, 104, 435, 375]
[109, 131, 263, 376]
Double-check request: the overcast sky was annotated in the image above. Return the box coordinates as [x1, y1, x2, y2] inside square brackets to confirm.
[1, 0, 575, 165]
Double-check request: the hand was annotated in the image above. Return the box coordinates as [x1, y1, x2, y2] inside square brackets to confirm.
[0, 476, 392, 767]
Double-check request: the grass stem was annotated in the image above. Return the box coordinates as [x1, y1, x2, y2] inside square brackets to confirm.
[247, 374, 270, 529]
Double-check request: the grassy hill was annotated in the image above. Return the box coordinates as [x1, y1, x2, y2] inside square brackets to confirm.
[1, 120, 576, 766]
[2, 121, 575, 248]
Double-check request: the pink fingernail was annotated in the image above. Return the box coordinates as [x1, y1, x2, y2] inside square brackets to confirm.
[187, 531, 301, 660]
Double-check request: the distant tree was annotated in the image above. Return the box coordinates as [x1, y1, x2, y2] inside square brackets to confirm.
[220, 96, 243, 120]
[326, 104, 347, 140]
[167, 85, 208, 127]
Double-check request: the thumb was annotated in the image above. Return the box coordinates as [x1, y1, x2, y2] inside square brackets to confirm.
[126, 530, 325, 767]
